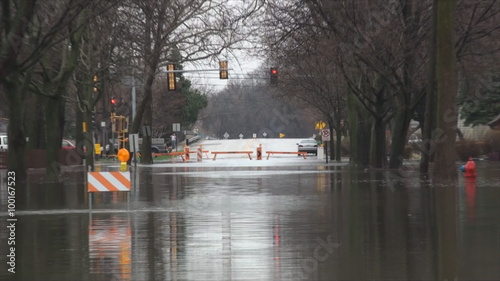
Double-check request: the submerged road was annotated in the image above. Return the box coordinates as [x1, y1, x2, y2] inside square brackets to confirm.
[0, 144, 499, 280]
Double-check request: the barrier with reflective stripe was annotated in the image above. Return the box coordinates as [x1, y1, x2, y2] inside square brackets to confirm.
[87, 171, 131, 192]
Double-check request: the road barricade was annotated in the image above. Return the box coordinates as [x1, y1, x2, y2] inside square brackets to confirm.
[87, 171, 131, 192]
[211, 151, 253, 160]
[266, 151, 307, 159]
[189, 150, 210, 159]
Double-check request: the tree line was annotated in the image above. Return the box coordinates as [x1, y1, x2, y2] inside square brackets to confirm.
[259, 0, 499, 181]
[1, 0, 262, 181]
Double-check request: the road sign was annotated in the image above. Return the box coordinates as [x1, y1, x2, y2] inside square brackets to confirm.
[262, 132, 268, 137]
[172, 123, 181, 132]
[129, 134, 139, 154]
[279, 133, 285, 138]
[223, 132, 229, 139]
[321, 129, 330, 141]
[239, 133, 244, 139]
[315, 121, 326, 130]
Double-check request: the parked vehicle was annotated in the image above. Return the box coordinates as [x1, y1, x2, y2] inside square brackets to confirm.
[0, 134, 7, 150]
[297, 139, 318, 155]
[61, 139, 76, 149]
[408, 134, 422, 144]
[108, 137, 168, 154]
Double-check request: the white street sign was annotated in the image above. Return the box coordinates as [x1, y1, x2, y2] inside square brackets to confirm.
[321, 129, 330, 141]
[223, 132, 229, 139]
[129, 134, 140, 153]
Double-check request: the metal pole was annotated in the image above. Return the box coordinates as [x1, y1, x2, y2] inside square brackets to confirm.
[325, 141, 328, 164]
[131, 76, 137, 164]
[132, 77, 137, 121]
[89, 193, 93, 212]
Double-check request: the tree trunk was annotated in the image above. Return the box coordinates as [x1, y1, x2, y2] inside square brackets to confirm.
[131, 60, 157, 164]
[142, 96, 153, 164]
[335, 119, 342, 162]
[433, 0, 458, 182]
[421, 0, 439, 174]
[388, 110, 413, 169]
[25, 93, 45, 150]
[5, 79, 27, 180]
[370, 117, 386, 168]
[327, 119, 335, 161]
[75, 100, 85, 157]
[370, 91, 387, 168]
[389, 107, 413, 169]
[347, 90, 371, 166]
[44, 94, 65, 182]
[84, 110, 95, 170]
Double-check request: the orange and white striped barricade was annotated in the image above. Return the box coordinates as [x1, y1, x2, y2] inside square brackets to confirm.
[185, 145, 190, 161]
[197, 145, 203, 162]
[87, 171, 131, 192]
[256, 144, 262, 160]
[87, 171, 131, 210]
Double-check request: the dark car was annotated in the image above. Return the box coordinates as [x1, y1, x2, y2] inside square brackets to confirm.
[297, 139, 318, 155]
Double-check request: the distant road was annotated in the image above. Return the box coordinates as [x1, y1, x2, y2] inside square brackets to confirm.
[197, 138, 308, 153]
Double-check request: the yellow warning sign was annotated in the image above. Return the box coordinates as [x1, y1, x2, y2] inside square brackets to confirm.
[279, 133, 285, 138]
[315, 121, 326, 130]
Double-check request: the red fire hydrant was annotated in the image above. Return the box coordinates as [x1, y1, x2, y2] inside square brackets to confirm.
[464, 157, 477, 178]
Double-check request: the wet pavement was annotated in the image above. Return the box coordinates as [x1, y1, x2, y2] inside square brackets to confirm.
[0, 158, 499, 281]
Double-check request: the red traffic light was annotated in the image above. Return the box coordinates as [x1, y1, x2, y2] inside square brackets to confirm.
[110, 98, 117, 104]
[270, 67, 278, 84]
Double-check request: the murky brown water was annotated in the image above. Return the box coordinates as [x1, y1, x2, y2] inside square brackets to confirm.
[1, 160, 499, 280]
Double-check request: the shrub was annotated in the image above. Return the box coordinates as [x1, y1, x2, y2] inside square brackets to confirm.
[484, 130, 500, 151]
[455, 140, 490, 161]
[341, 136, 350, 156]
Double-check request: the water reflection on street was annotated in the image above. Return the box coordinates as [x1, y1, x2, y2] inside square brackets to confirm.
[1, 160, 499, 280]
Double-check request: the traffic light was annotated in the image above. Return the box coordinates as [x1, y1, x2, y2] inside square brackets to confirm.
[167, 64, 176, 91]
[219, 60, 228, 79]
[110, 97, 117, 112]
[270, 67, 278, 85]
[93, 74, 99, 93]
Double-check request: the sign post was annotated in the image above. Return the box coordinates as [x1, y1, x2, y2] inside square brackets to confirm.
[322, 129, 330, 164]
[172, 123, 180, 151]
[129, 134, 139, 167]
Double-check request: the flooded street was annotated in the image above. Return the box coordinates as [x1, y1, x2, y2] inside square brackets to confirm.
[1, 159, 499, 280]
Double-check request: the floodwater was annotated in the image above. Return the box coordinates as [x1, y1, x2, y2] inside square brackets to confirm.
[0, 159, 499, 281]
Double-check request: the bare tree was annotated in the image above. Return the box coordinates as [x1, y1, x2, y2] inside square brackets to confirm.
[117, 0, 263, 163]
[0, 0, 105, 179]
